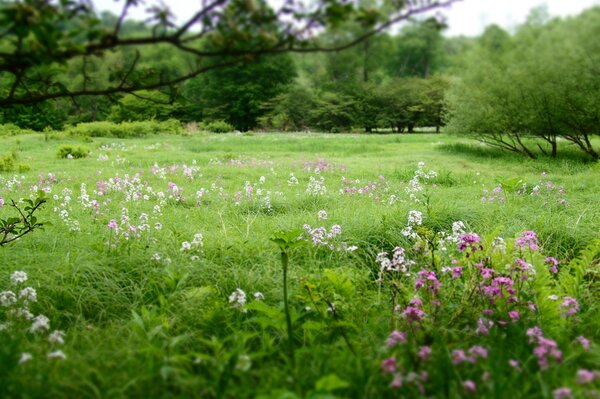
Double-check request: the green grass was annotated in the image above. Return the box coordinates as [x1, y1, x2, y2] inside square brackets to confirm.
[0, 132, 599, 398]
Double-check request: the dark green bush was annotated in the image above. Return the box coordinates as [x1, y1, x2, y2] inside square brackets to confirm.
[203, 120, 235, 133]
[57, 144, 90, 159]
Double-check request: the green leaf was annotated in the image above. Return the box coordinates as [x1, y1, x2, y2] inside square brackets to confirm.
[315, 373, 349, 392]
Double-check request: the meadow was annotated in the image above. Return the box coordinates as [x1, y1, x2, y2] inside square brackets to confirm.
[0, 131, 599, 398]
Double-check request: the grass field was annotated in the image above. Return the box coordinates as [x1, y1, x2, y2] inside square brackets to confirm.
[1, 132, 599, 398]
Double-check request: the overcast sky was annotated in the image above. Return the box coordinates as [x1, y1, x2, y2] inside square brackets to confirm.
[93, 0, 600, 37]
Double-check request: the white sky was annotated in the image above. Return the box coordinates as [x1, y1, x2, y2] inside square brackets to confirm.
[93, 0, 600, 37]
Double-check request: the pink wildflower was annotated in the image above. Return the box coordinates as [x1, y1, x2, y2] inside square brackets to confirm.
[515, 230, 539, 251]
[386, 330, 407, 347]
[390, 373, 403, 388]
[452, 349, 468, 365]
[451, 267, 463, 279]
[477, 318, 494, 335]
[381, 357, 397, 374]
[552, 387, 572, 399]
[463, 380, 477, 392]
[508, 310, 520, 321]
[418, 346, 432, 361]
[559, 296, 579, 316]
[576, 369, 597, 385]
[575, 336, 590, 351]
[545, 257, 559, 274]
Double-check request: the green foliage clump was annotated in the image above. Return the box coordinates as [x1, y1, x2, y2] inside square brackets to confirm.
[56, 144, 90, 159]
[0, 152, 29, 172]
[66, 120, 183, 138]
[0, 124, 37, 137]
[108, 91, 182, 122]
[446, 8, 600, 159]
[202, 120, 235, 133]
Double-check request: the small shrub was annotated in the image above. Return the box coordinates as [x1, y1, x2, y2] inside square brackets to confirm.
[0, 153, 15, 172]
[203, 120, 234, 133]
[66, 120, 183, 138]
[57, 145, 90, 159]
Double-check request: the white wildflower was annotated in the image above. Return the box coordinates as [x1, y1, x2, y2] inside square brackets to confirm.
[253, 292, 264, 300]
[228, 288, 247, 311]
[19, 352, 33, 365]
[48, 330, 65, 345]
[10, 271, 28, 284]
[30, 315, 50, 333]
[19, 287, 37, 304]
[0, 290, 17, 307]
[47, 350, 67, 360]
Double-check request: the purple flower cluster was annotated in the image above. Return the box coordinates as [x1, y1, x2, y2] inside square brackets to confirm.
[458, 233, 483, 256]
[527, 327, 562, 370]
[515, 230, 539, 251]
[415, 270, 441, 294]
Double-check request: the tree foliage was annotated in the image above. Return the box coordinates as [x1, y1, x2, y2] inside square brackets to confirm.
[446, 7, 600, 159]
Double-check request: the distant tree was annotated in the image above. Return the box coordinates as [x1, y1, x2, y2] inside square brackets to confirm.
[260, 84, 316, 131]
[309, 91, 357, 132]
[192, 53, 296, 131]
[386, 18, 446, 78]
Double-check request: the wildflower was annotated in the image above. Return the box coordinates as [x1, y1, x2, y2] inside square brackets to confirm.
[468, 346, 488, 361]
[386, 330, 407, 347]
[48, 330, 65, 345]
[452, 349, 468, 365]
[0, 290, 17, 307]
[576, 369, 597, 384]
[552, 387, 572, 399]
[390, 373, 403, 388]
[10, 271, 28, 284]
[180, 241, 192, 251]
[477, 318, 494, 335]
[407, 210, 423, 226]
[19, 287, 37, 304]
[575, 336, 590, 351]
[508, 310, 520, 321]
[107, 219, 118, 230]
[47, 350, 67, 360]
[228, 288, 247, 311]
[19, 352, 33, 365]
[492, 237, 507, 252]
[402, 306, 425, 323]
[463, 380, 476, 392]
[545, 257, 559, 274]
[381, 357, 397, 374]
[317, 210, 328, 220]
[458, 233, 482, 255]
[509, 359, 521, 371]
[415, 270, 441, 294]
[418, 346, 432, 361]
[253, 292, 264, 300]
[30, 315, 50, 333]
[451, 267, 463, 279]
[559, 296, 579, 316]
[515, 230, 539, 251]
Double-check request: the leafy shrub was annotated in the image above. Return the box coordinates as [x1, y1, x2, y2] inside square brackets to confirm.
[0, 153, 15, 172]
[57, 145, 90, 159]
[0, 151, 31, 172]
[202, 120, 234, 133]
[0, 124, 37, 136]
[66, 120, 183, 138]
